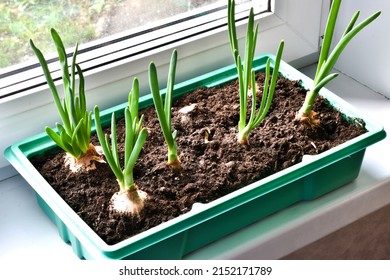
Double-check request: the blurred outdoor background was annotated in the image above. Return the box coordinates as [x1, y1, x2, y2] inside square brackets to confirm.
[0, 0, 223, 69]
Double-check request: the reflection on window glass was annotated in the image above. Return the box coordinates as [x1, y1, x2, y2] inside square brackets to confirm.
[0, 0, 233, 70]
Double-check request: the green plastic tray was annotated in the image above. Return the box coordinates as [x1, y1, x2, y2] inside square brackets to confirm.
[4, 55, 386, 259]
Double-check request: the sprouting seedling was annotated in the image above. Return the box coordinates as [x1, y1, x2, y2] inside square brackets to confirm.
[228, 0, 284, 145]
[94, 78, 148, 215]
[148, 49, 181, 171]
[30, 28, 103, 172]
[295, 0, 381, 126]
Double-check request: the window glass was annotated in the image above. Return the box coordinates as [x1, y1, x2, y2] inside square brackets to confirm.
[0, 0, 253, 70]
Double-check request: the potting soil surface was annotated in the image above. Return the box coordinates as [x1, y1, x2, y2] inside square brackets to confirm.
[32, 73, 366, 245]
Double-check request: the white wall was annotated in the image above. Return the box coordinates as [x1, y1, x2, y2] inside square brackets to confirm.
[333, 0, 390, 98]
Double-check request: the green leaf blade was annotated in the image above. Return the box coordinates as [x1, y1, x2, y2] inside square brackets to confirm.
[315, 0, 342, 82]
[149, 61, 174, 148]
[317, 10, 381, 83]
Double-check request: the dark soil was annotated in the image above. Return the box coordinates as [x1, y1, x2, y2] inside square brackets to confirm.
[31, 73, 367, 245]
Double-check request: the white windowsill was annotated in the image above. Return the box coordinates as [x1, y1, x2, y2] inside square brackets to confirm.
[0, 63, 389, 260]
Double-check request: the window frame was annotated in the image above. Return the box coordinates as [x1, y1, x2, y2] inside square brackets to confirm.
[1, 1, 269, 100]
[0, 0, 328, 178]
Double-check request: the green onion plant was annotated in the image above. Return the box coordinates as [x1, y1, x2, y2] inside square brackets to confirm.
[30, 28, 101, 170]
[148, 49, 181, 171]
[296, 0, 381, 126]
[228, 0, 284, 145]
[94, 78, 148, 215]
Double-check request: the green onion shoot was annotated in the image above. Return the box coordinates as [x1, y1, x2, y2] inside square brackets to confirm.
[94, 77, 148, 215]
[30, 28, 103, 172]
[148, 49, 181, 171]
[295, 0, 381, 126]
[228, 0, 284, 145]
